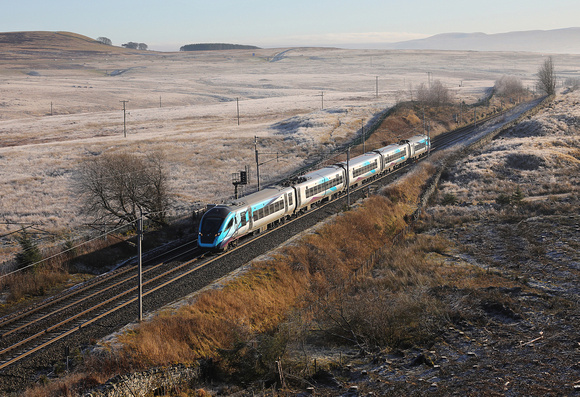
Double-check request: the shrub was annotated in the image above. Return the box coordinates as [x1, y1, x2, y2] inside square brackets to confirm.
[494, 75, 525, 100]
[511, 186, 525, 205]
[15, 232, 43, 272]
[416, 80, 451, 107]
[496, 193, 511, 206]
[442, 193, 458, 206]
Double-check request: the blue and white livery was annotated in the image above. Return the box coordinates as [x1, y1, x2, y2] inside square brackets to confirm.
[198, 134, 430, 250]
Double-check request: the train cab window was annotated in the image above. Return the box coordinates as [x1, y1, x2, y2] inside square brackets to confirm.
[226, 218, 234, 230]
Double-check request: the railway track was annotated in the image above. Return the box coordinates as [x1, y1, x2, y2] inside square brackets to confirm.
[0, 239, 200, 369]
[431, 97, 545, 151]
[0, 98, 544, 385]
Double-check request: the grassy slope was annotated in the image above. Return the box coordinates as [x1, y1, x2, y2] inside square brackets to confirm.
[0, 31, 136, 57]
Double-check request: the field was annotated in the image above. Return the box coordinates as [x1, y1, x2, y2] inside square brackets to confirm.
[1, 34, 580, 264]
[3, 34, 579, 395]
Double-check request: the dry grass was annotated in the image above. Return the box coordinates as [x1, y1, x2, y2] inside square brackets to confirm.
[1, 269, 69, 303]
[308, 228, 523, 353]
[113, 193, 415, 368]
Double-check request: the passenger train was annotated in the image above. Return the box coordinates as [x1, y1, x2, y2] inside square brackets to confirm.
[198, 134, 430, 251]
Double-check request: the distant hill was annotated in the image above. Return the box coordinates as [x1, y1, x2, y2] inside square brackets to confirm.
[180, 43, 260, 51]
[0, 31, 134, 56]
[377, 28, 580, 54]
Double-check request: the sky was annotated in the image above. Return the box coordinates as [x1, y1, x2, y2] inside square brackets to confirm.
[3, 0, 579, 51]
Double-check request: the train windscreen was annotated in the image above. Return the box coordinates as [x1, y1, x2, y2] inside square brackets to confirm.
[200, 207, 229, 236]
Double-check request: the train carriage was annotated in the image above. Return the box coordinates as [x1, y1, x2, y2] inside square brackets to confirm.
[338, 151, 383, 188]
[247, 186, 295, 233]
[293, 165, 346, 212]
[198, 186, 295, 250]
[374, 143, 409, 173]
[405, 134, 430, 159]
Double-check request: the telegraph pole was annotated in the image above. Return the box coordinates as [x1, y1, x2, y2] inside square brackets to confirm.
[376, 76, 379, 98]
[361, 119, 365, 153]
[236, 97, 240, 125]
[120, 100, 129, 137]
[319, 91, 324, 110]
[428, 122, 431, 156]
[137, 216, 143, 322]
[346, 147, 351, 208]
[254, 136, 260, 191]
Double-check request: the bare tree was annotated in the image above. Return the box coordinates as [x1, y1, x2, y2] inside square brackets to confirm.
[495, 75, 525, 101]
[537, 57, 556, 95]
[416, 80, 450, 107]
[138, 43, 148, 51]
[96, 37, 112, 46]
[76, 151, 171, 227]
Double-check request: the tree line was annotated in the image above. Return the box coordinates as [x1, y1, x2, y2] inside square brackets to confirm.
[180, 43, 260, 51]
[96, 37, 148, 50]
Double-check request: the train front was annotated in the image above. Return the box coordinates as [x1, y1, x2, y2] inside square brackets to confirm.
[198, 205, 234, 250]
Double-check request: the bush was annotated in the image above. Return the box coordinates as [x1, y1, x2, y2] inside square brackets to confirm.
[15, 232, 43, 272]
[495, 76, 525, 100]
[416, 80, 450, 107]
[442, 193, 458, 206]
[511, 186, 525, 205]
[496, 193, 511, 205]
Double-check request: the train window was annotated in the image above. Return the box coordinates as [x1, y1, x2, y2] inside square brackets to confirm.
[240, 211, 247, 226]
[353, 160, 378, 178]
[385, 151, 405, 163]
[415, 141, 427, 151]
[305, 174, 344, 199]
[253, 208, 265, 221]
[288, 193, 293, 206]
[226, 218, 234, 230]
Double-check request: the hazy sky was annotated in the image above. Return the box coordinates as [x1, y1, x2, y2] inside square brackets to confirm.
[4, 0, 579, 51]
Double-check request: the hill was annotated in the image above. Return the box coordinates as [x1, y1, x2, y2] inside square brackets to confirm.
[0, 31, 134, 58]
[382, 27, 580, 54]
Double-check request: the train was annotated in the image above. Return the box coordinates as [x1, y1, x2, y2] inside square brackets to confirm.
[198, 134, 430, 251]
